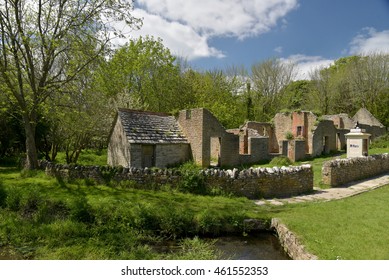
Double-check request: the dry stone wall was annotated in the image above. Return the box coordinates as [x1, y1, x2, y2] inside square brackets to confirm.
[322, 153, 389, 187]
[271, 218, 318, 260]
[38, 161, 313, 199]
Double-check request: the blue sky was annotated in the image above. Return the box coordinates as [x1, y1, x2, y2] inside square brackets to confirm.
[120, 0, 389, 79]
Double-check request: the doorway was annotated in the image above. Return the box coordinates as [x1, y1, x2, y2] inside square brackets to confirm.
[322, 136, 329, 154]
[210, 137, 222, 167]
[141, 145, 156, 168]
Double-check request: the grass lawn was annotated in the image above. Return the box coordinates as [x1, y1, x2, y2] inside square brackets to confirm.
[276, 185, 389, 259]
[1, 144, 389, 260]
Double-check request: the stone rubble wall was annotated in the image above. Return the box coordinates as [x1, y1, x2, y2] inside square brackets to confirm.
[271, 218, 318, 260]
[38, 161, 313, 199]
[322, 153, 389, 187]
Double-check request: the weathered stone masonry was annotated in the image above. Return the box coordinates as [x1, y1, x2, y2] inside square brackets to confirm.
[38, 161, 313, 199]
[322, 153, 389, 187]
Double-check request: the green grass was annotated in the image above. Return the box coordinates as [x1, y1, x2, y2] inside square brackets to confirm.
[276, 185, 389, 259]
[0, 166, 267, 260]
[53, 149, 107, 166]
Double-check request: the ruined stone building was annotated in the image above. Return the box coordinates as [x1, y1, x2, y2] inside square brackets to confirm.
[107, 108, 190, 168]
[178, 108, 269, 167]
[108, 107, 386, 168]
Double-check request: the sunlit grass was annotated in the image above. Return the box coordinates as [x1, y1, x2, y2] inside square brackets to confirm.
[0, 166, 264, 260]
[276, 185, 389, 259]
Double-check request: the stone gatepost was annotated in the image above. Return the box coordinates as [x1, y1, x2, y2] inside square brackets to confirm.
[345, 128, 371, 158]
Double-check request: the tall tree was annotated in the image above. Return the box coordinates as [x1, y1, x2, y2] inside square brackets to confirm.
[96, 36, 184, 113]
[251, 58, 295, 121]
[0, 0, 139, 169]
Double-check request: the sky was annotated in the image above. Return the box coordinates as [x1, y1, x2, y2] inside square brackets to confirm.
[119, 0, 389, 79]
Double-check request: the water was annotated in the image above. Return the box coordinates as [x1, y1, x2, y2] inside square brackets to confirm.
[154, 232, 290, 260]
[210, 232, 290, 260]
[1, 233, 290, 260]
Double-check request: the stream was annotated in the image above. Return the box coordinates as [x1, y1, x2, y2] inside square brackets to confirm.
[208, 232, 290, 260]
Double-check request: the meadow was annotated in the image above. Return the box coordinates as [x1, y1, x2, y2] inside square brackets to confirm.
[1, 140, 389, 260]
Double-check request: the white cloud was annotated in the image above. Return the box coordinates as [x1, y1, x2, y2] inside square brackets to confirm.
[137, 0, 297, 38]
[282, 54, 334, 80]
[131, 0, 298, 60]
[274, 46, 283, 53]
[110, 9, 225, 60]
[349, 28, 389, 55]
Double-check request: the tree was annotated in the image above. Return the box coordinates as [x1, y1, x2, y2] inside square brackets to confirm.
[310, 66, 334, 115]
[251, 58, 295, 121]
[97, 36, 182, 113]
[282, 80, 312, 111]
[180, 69, 246, 128]
[0, 0, 140, 169]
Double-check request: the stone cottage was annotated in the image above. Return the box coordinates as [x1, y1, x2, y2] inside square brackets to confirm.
[108, 108, 270, 168]
[108, 107, 386, 168]
[107, 108, 190, 168]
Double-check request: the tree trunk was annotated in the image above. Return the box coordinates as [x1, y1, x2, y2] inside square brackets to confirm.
[23, 114, 38, 170]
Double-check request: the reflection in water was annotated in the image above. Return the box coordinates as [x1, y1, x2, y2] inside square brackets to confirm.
[154, 232, 290, 260]
[210, 232, 290, 260]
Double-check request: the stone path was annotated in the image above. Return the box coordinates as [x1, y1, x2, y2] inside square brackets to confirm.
[255, 173, 389, 206]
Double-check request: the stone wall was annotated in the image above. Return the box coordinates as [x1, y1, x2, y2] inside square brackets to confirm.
[322, 153, 389, 187]
[38, 161, 313, 199]
[178, 108, 271, 167]
[271, 218, 318, 260]
[107, 116, 130, 167]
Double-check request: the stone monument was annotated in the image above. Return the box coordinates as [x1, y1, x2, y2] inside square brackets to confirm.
[345, 127, 371, 158]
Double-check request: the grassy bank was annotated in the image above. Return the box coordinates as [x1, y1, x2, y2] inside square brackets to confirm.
[276, 184, 389, 259]
[0, 166, 268, 260]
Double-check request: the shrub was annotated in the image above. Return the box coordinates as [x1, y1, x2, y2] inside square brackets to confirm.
[285, 131, 294, 140]
[177, 162, 206, 195]
[269, 156, 293, 167]
[370, 134, 389, 149]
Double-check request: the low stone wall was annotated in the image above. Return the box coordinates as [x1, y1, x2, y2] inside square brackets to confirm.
[322, 153, 389, 187]
[271, 218, 318, 260]
[38, 161, 313, 199]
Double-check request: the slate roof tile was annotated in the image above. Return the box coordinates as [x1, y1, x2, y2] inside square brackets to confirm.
[118, 108, 188, 144]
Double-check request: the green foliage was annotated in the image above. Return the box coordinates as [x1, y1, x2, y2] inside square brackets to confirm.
[370, 134, 389, 149]
[269, 156, 293, 167]
[70, 197, 95, 224]
[284, 131, 294, 140]
[5, 186, 23, 211]
[0, 165, 260, 259]
[0, 182, 6, 208]
[178, 162, 206, 195]
[169, 237, 221, 260]
[97, 36, 182, 113]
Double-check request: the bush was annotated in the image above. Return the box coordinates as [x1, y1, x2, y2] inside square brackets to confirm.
[177, 162, 206, 195]
[269, 156, 293, 167]
[370, 134, 389, 149]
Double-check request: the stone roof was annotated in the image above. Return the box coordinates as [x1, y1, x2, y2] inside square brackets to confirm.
[118, 108, 188, 144]
[353, 108, 385, 128]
